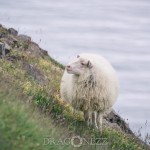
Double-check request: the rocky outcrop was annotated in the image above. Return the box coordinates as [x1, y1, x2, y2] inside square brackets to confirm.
[106, 110, 133, 134]
[0, 25, 48, 58]
[0, 42, 11, 56]
[18, 34, 31, 42]
[105, 111, 150, 149]
[22, 62, 46, 84]
[8, 28, 18, 36]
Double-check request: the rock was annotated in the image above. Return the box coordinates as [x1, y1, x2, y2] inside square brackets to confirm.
[103, 118, 122, 131]
[5, 43, 11, 54]
[106, 111, 150, 149]
[0, 26, 8, 38]
[22, 63, 45, 84]
[106, 110, 133, 135]
[6, 55, 20, 62]
[28, 42, 45, 57]
[0, 24, 2, 27]
[5, 36, 18, 48]
[0, 42, 5, 55]
[0, 32, 6, 38]
[0, 42, 11, 56]
[42, 49, 48, 56]
[18, 34, 31, 42]
[8, 28, 18, 36]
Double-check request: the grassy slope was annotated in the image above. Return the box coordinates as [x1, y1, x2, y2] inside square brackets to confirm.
[0, 25, 148, 150]
[0, 77, 71, 150]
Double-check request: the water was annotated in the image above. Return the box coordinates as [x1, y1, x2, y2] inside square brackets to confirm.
[0, 0, 150, 138]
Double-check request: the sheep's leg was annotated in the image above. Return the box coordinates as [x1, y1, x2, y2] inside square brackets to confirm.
[97, 112, 103, 132]
[73, 108, 76, 115]
[84, 110, 92, 127]
[92, 111, 98, 129]
[88, 111, 93, 126]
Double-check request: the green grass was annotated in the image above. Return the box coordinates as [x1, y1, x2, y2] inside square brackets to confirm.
[0, 79, 72, 150]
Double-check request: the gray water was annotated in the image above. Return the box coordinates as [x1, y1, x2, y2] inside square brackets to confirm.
[0, 0, 150, 138]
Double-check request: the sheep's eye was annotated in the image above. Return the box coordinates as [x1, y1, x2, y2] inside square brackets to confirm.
[81, 62, 84, 65]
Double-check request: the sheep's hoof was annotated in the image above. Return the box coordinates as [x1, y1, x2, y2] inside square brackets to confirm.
[99, 127, 103, 133]
[85, 118, 93, 127]
[98, 125, 103, 133]
[94, 125, 99, 130]
[93, 123, 103, 132]
[86, 121, 91, 127]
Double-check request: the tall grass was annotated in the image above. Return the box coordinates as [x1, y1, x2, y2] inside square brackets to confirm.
[0, 78, 71, 150]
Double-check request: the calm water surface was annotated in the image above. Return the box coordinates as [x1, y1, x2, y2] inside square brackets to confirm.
[0, 0, 150, 137]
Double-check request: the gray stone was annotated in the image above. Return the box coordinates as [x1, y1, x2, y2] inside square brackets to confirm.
[106, 110, 150, 149]
[5, 43, 11, 52]
[5, 36, 18, 47]
[7, 55, 18, 62]
[22, 63, 45, 84]
[106, 110, 133, 134]
[8, 28, 18, 36]
[0, 42, 11, 56]
[42, 49, 48, 56]
[18, 34, 31, 42]
[0, 32, 6, 38]
[0, 42, 5, 56]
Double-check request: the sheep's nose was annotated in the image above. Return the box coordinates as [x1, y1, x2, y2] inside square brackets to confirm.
[66, 65, 71, 70]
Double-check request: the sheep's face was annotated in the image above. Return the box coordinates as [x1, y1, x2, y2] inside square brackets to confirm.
[66, 55, 92, 76]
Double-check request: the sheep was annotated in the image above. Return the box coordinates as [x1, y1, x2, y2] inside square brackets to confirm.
[60, 53, 119, 130]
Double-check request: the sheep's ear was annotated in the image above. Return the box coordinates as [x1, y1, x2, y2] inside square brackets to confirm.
[87, 60, 93, 69]
[77, 55, 80, 58]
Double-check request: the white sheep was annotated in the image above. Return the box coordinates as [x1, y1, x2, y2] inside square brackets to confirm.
[60, 53, 119, 130]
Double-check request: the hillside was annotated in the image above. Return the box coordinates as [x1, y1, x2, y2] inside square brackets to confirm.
[0, 24, 149, 150]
